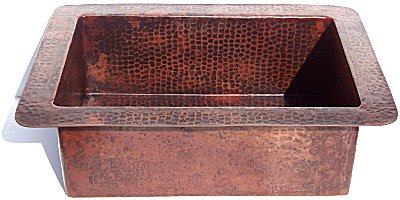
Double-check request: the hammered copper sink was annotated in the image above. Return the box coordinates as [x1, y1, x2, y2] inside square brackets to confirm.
[15, 4, 397, 197]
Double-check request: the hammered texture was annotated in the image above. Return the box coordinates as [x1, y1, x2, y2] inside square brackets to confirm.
[15, 4, 397, 127]
[59, 126, 358, 197]
[84, 95, 344, 107]
[83, 16, 325, 94]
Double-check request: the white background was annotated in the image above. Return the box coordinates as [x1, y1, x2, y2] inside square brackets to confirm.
[1, 0, 399, 199]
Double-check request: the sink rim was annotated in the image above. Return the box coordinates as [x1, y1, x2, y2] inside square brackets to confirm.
[15, 4, 398, 127]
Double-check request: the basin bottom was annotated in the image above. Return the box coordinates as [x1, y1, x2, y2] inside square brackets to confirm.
[59, 126, 358, 197]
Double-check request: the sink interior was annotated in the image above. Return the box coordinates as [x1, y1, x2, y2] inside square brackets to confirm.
[54, 16, 360, 107]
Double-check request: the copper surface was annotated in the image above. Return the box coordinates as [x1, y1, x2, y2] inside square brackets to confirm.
[13, 4, 398, 197]
[15, 4, 397, 127]
[81, 16, 326, 95]
[59, 126, 358, 197]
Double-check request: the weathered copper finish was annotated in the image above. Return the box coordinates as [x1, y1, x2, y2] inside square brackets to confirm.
[15, 4, 397, 127]
[60, 127, 358, 197]
[15, 4, 397, 197]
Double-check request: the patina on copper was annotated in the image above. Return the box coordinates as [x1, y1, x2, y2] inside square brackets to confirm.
[60, 126, 358, 196]
[15, 4, 397, 197]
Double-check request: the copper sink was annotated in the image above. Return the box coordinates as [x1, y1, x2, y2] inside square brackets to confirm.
[15, 4, 397, 197]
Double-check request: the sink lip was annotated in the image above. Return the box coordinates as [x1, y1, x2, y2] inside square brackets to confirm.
[15, 4, 397, 127]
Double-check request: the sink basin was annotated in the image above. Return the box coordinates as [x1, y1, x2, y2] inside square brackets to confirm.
[15, 4, 397, 197]
[54, 15, 359, 108]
